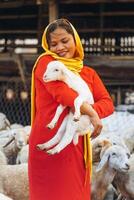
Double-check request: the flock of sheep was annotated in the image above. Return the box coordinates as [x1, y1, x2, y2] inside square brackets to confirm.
[0, 106, 134, 200]
[0, 112, 30, 200]
[92, 109, 134, 200]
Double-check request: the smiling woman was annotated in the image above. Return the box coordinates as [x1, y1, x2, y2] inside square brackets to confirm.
[48, 28, 76, 58]
[28, 18, 114, 200]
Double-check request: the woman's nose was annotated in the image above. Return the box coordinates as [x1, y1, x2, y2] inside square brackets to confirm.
[56, 43, 64, 51]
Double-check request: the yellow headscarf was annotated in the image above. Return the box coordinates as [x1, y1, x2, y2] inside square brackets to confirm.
[31, 19, 92, 183]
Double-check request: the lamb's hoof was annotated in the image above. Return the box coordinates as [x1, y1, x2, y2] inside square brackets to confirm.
[36, 144, 45, 151]
[47, 149, 59, 155]
[73, 140, 78, 145]
[46, 123, 56, 129]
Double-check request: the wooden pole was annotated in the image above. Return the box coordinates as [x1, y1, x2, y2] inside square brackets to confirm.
[48, 0, 58, 23]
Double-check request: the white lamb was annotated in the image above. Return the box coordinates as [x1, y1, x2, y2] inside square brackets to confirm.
[37, 60, 95, 154]
[44, 60, 94, 122]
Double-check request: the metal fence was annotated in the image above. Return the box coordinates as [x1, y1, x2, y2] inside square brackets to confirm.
[0, 78, 31, 126]
[0, 77, 134, 126]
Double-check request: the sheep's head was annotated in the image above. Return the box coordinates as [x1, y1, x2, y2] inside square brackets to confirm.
[96, 145, 130, 173]
[92, 138, 112, 163]
[43, 61, 66, 82]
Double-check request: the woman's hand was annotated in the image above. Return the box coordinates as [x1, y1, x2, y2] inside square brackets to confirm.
[88, 111, 103, 139]
[80, 102, 103, 138]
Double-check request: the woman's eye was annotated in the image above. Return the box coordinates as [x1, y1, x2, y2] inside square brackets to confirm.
[50, 43, 57, 47]
[62, 40, 68, 43]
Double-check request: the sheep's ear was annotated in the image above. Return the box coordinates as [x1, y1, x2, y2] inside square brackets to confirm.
[96, 153, 110, 172]
[3, 135, 15, 148]
[5, 118, 11, 128]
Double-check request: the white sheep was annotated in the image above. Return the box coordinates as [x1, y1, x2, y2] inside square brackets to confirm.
[0, 150, 28, 199]
[101, 111, 134, 153]
[37, 60, 95, 154]
[0, 163, 29, 200]
[16, 144, 29, 164]
[92, 133, 130, 156]
[91, 144, 130, 200]
[0, 144, 28, 200]
[10, 123, 24, 129]
[0, 113, 10, 131]
[1, 128, 28, 164]
[0, 150, 7, 165]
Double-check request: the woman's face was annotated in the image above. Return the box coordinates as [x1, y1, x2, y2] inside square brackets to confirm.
[49, 27, 76, 59]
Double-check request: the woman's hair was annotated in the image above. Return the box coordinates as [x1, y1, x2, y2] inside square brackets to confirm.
[46, 18, 75, 47]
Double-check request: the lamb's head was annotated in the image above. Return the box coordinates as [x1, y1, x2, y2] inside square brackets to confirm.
[43, 61, 66, 82]
[96, 145, 130, 173]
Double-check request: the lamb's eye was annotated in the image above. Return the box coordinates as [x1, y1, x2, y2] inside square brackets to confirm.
[112, 152, 116, 156]
[54, 69, 59, 72]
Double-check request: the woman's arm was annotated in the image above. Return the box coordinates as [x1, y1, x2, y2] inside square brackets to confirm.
[91, 70, 114, 118]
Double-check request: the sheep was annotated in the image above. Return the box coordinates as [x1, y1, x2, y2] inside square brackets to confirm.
[103, 185, 118, 200]
[92, 139, 112, 163]
[16, 144, 29, 164]
[113, 153, 134, 200]
[91, 144, 130, 200]
[0, 150, 7, 165]
[101, 111, 134, 153]
[0, 163, 29, 200]
[0, 193, 13, 200]
[0, 113, 10, 131]
[92, 133, 130, 156]
[1, 128, 28, 164]
[37, 60, 95, 154]
[10, 123, 23, 129]
[0, 150, 28, 199]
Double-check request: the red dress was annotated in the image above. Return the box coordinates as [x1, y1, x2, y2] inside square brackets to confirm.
[28, 55, 114, 200]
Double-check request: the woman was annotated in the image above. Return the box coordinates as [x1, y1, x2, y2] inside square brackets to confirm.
[28, 19, 114, 200]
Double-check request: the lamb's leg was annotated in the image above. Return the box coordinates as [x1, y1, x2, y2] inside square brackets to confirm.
[47, 104, 66, 129]
[73, 132, 79, 145]
[37, 114, 68, 150]
[73, 96, 84, 121]
[47, 112, 78, 154]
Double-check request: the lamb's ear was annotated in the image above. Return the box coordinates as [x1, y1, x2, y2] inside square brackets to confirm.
[60, 69, 66, 81]
[96, 153, 110, 172]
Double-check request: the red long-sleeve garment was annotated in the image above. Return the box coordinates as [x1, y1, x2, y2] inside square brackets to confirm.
[28, 55, 114, 200]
